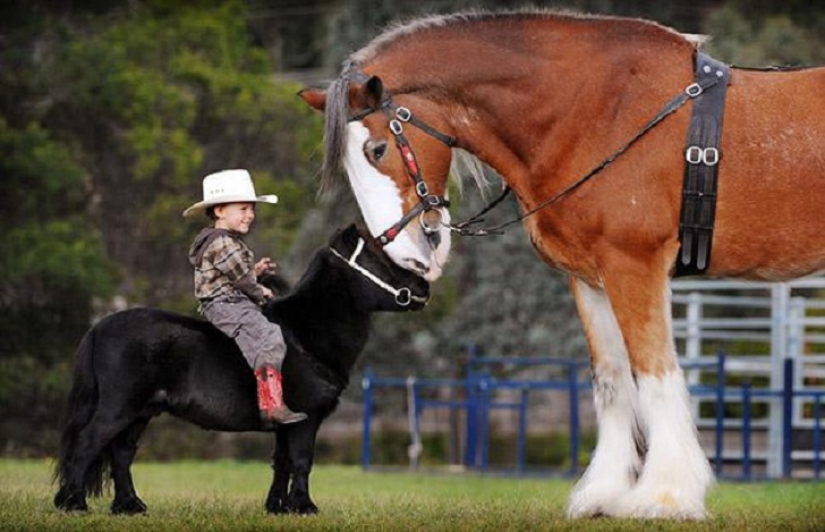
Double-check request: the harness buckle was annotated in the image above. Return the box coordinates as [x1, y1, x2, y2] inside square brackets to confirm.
[685, 146, 720, 166]
[415, 181, 429, 197]
[395, 107, 412, 122]
[389, 119, 404, 135]
[685, 83, 703, 98]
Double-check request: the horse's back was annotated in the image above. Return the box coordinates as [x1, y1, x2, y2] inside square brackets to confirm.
[708, 66, 825, 279]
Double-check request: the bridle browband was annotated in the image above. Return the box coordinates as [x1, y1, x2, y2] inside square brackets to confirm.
[347, 69, 455, 248]
[329, 237, 429, 307]
[345, 53, 727, 243]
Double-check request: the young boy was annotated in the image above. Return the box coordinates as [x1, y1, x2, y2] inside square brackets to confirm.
[183, 169, 306, 425]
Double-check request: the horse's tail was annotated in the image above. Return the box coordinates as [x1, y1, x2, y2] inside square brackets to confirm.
[53, 325, 109, 497]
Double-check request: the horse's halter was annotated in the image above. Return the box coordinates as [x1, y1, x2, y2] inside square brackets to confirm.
[329, 237, 429, 307]
[347, 70, 456, 248]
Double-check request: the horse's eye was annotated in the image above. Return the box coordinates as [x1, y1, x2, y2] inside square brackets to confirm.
[365, 140, 388, 165]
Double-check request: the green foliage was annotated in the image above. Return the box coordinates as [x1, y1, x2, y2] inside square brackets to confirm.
[705, 2, 825, 66]
[0, 1, 321, 457]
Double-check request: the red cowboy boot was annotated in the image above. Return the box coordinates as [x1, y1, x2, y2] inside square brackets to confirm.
[255, 365, 307, 425]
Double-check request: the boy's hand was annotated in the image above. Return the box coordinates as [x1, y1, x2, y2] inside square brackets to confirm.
[254, 257, 276, 276]
[261, 286, 274, 300]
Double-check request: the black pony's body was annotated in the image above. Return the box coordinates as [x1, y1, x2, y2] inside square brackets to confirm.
[54, 225, 429, 515]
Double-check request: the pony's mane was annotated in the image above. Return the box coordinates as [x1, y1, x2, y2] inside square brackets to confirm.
[320, 9, 693, 192]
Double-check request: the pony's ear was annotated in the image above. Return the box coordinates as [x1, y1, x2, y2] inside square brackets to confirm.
[357, 75, 384, 109]
[298, 87, 327, 111]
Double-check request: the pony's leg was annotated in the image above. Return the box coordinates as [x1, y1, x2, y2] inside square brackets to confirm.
[55, 409, 135, 512]
[284, 419, 321, 515]
[110, 418, 150, 515]
[567, 277, 644, 518]
[601, 259, 712, 519]
[265, 430, 291, 514]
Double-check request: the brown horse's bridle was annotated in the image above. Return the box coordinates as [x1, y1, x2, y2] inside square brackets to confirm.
[347, 70, 457, 248]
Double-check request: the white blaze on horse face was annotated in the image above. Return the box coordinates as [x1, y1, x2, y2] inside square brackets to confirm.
[344, 122, 450, 281]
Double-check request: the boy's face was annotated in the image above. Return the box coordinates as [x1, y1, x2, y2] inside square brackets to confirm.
[213, 202, 256, 234]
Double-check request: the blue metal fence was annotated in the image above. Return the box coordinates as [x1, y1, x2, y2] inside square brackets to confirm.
[361, 352, 824, 480]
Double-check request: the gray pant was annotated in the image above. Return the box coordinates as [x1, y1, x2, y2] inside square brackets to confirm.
[201, 298, 286, 371]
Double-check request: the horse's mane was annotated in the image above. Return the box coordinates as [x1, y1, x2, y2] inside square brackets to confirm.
[353, 9, 689, 66]
[320, 9, 692, 193]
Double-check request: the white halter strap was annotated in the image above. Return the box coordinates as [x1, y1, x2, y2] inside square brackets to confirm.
[329, 237, 427, 306]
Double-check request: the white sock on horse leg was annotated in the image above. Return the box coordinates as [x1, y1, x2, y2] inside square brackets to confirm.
[567, 281, 644, 518]
[613, 370, 713, 519]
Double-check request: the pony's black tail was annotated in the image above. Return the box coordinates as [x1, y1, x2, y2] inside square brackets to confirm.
[53, 326, 109, 497]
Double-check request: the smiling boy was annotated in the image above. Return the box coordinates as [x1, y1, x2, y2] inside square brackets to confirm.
[184, 169, 306, 425]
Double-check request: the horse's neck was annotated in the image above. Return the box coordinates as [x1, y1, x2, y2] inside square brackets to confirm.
[268, 258, 369, 369]
[375, 15, 695, 197]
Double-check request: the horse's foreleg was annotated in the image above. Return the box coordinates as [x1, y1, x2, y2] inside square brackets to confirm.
[265, 430, 291, 514]
[109, 418, 150, 515]
[601, 258, 712, 519]
[567, 277, 644, 518]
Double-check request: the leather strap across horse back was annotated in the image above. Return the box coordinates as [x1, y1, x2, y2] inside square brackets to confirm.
[675, 52, 731, 277]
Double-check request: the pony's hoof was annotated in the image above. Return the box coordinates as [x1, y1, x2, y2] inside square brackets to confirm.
[287, 497, 318, 515]
[111, 496, 148, 515]
[266, 497, 288, 515]
[54, 490, 88, 513]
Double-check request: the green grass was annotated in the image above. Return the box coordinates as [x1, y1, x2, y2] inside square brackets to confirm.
[1, 459, 823, 531]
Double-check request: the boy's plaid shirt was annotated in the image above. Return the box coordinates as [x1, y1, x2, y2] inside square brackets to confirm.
[193, 233, 266, 304]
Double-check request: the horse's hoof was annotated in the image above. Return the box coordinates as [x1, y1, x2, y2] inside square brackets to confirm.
[111, 497, 148, 515]
[54, 490, 88, 513]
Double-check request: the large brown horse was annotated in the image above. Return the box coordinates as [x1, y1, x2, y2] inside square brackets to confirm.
[300, 10, 825, 519]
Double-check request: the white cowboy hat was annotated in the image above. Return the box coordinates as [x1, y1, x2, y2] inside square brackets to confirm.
[183, 169, 278, 218]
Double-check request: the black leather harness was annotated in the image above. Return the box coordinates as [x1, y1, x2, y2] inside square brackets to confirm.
[675, 52, 731, 276]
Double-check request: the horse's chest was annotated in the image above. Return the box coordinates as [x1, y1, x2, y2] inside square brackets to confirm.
[524, 217, 600, 284]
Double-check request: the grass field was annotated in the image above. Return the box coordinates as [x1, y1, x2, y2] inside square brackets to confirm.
[1, 459, 823, 531]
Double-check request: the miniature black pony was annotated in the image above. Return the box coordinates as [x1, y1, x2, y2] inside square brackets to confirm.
[53, 224, 429, 515]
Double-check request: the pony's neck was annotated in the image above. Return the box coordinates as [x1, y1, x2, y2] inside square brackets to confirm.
[366, 13, 695, 202]
[267, 254, 369, 372]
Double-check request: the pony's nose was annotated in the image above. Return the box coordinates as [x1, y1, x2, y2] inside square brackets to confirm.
[426, 230, 442, 248]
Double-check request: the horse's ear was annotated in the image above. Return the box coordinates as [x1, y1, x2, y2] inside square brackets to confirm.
[358, 76, 384, 109]
[298, 87, 327, 111]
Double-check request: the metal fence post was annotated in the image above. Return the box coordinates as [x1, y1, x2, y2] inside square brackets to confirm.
[517, 387, 529, 473]
[568, 362, 580, 477]
[362, 368, 374, 471]
[769, 283, 790, 478]
[479, 374, 491, 472]
[782, 358, 794, 479]
[742, 382, 752, 480]
[714, 351, 726, 476]
[814, 395, 822, 479]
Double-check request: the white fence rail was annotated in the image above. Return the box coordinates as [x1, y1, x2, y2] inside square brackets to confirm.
[672, 277, 825, 477]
